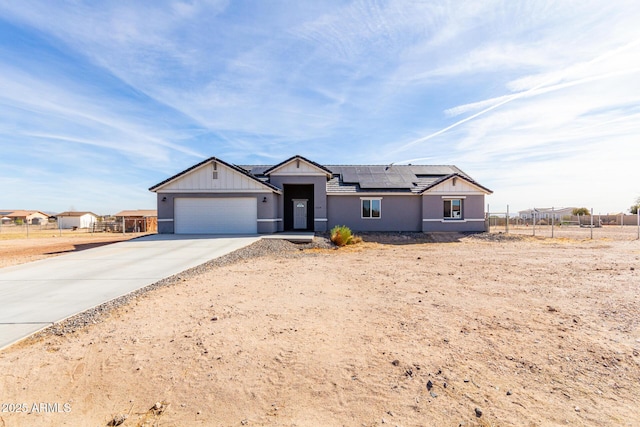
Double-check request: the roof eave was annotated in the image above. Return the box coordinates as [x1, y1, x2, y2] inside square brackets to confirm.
[419, 173, 493, 195]
[263, 155, 333, 178]
[149, 157, 282, 194]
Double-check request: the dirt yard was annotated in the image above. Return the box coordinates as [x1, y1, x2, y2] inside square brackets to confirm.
[1, 229, 639, 426]
[0, 233, 150, 269]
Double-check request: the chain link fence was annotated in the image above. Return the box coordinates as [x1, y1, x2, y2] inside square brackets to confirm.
[487, 208, 640, 240]
[0, 220, 126, 239]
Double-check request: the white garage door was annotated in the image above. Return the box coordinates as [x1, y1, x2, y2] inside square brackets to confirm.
[174, 197, 257, 234]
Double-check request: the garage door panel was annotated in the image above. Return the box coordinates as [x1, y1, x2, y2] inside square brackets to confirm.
[175, 198, 257, 234]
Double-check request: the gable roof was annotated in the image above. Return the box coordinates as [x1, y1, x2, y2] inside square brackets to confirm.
[149, 156, 282, 193]
[263, 155, 333, 177]
[324, 165, 493, 194]
[150, 155, 491, 195]
[0, 210, 49, 218]
[419, 173, 493, 194]
[56, 211, 98, 217]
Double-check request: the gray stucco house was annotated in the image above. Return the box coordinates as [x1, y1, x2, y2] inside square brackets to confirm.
[150, 155, 492, 234]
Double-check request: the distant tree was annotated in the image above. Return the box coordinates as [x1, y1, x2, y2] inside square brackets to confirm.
[572, 207, 590, 216]
[630, 197, 640, 214]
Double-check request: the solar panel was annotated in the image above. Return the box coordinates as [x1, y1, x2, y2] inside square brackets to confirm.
[338, 165, 419, 189]
[341, 169, 360, 183]
[359, 180, 414, 189]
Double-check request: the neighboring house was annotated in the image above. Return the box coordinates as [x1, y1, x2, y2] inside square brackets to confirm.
[518, 207, 576, 221]
[0, 210, 49, 225]
[1, 210, 15, 224]
[56, 211, 98, 229]
[113, 210, 158, 233]
[150, 155, 492, 235]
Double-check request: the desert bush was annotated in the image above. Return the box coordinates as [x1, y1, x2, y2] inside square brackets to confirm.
[572, 207, 590, 216]
[330, 225, 354, 247]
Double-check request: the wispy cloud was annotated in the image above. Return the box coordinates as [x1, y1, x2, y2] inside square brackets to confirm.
[0, 56, 206, 164]
[0, 0, 639, 213]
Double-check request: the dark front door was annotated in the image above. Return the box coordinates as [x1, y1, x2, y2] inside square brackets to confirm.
[283, 184, 314, 230]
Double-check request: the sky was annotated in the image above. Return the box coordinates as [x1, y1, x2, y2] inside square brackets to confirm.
[1, 0, 639, 215]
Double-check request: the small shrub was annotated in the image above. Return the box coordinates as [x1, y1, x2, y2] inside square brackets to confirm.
[330, 225, 354, 247]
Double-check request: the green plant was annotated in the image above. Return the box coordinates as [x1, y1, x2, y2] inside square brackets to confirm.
[330, 225, 354, 247]
[572, 207, 590, 216]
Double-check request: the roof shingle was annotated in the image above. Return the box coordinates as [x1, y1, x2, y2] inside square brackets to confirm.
[150, 156, 491, 195]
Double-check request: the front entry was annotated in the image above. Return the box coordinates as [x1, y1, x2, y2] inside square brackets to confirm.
[283, 184, 314, 231]
[292, 199, 308, 229]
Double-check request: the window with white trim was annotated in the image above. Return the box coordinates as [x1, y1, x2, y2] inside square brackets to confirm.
[443, 199, 462, 219]
[361, 198, 381, 219]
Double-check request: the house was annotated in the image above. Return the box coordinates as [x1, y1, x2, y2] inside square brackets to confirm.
[56, 211, 99, 229]
[518, 207, 576, 221]
[0, 210, 50, 225]
[149, 155, 492, 235]
[113, 210, 158, 233]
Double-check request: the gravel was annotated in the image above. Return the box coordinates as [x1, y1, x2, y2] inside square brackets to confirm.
[26, 231, 522, 341]
[357, 231, 524, 244]
[461, 232, 528, 242]
[30, 236, 334, 340]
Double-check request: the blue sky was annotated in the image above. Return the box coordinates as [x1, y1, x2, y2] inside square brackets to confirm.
[1, 0, 639, 215]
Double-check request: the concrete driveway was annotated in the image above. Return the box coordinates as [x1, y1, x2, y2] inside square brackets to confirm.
[0, 234, 260, 350]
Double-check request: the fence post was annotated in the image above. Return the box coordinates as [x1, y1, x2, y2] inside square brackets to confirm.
[551, 207, 555, 238]
[533, 209, 536, 237]
[487, 203, 490, 233]
[506, 205, 510, 234]
[590, 208, 594, 239]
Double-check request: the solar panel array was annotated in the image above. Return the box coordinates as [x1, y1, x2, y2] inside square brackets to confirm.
[339, 166, 416, 189]
[243, 163, 464, 192]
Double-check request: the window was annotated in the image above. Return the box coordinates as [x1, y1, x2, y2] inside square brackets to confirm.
[443, 199, 462, 219]
[361, 198, 381, 219]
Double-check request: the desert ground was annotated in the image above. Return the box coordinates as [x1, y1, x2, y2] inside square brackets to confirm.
[1, 227, 639, 426]
[0, 230, 149, 269]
